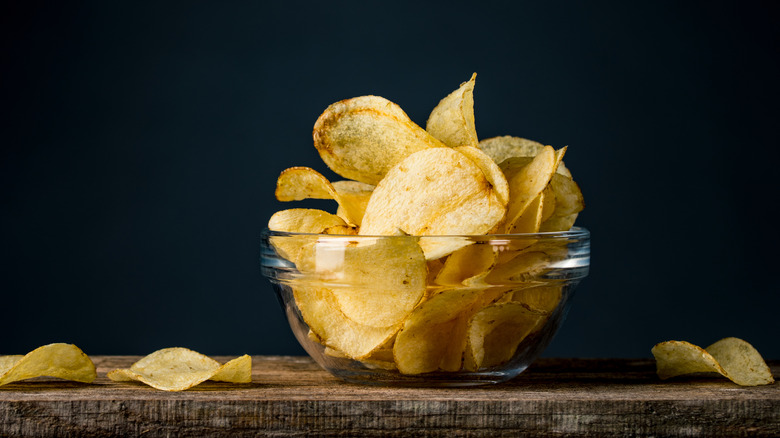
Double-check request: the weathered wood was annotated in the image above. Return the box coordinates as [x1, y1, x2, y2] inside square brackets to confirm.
[0, 357, 777, 437]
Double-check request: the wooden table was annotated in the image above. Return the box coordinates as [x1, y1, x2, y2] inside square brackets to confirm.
[0, 356, 777, 437]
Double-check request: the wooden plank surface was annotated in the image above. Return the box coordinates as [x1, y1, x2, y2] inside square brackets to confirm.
[0, 356, 777, 437]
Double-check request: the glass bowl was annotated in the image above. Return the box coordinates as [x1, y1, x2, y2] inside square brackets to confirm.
[260, 228, 590, 386]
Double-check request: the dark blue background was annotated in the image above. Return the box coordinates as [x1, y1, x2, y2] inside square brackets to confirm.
[2, 1, 778, 358]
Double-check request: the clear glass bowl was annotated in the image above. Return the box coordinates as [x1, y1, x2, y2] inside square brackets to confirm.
[260, 228, 590, 386]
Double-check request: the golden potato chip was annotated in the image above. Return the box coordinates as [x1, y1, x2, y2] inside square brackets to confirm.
[508, 284, 563, 314]
[393, 288, 485, 374]
[454, 145, 510, 206]
[0, 343, 96, 386]
[268, 208, 348, 264]
[295, 236, 427, 328]
[268, 208, 346, 235]
[332, 180, 374, 226]
[294, 286, 399, 359]
[480, 136, 572, 178]
[466, 302, 546, 370]
[439, 313, 470, 372]
[107, 348, 251, 391]
[502, 146, 561, 233]
[539, 173, 584, 232]
[435, 243, 496, 286]
[652, 338, 774, 386]
[426, 73, 478, 148]
[360, 147, 506, 259]
[485, 251, 551, 285]
[275, 166, 336, 202]
[275, 167, 374, 226]
[313, 95, 446, 185]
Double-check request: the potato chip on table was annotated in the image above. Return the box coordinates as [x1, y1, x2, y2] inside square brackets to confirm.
[652, 337, 774, 386]
[0, 343, 96, 386]
[107, 348, 251, 391]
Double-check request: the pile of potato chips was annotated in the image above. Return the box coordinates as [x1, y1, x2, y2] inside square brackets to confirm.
[268, 74, 585, 374]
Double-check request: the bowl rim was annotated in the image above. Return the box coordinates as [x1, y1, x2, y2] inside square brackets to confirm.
[262, 226, 590, 240]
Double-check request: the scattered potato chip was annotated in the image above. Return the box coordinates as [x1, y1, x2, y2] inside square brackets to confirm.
[107, 348, 251, 391]
[651, 337, 774, 386]
[426, 73, 478, 148]
[313, 95, 446, 185]
[360, 147, 506, 258]
[0, 343, 96, 386]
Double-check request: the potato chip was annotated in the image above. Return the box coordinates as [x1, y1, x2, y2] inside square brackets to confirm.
[331, 180, 374, 226]
[268, 208, 347, 263]
[0, 343, 96, 386]
[313, 95, 446, 185]
[295, 235, 427, 328]
[360, 147, 506, 259]
[294, 286, 399, 359]
[465, 302, 546, 370]
[480, 136, 572, 178]
[107, 348, 251, 391]
[393, 288, 485, 374]
[434, 243, 496, 286]
[454, 145, 510, 206]
[275, 167, 374, 226]
[275, 166, 337, 202]
[652, 338, 774, 386]
[508, 284, 563, 314]
[502, 146, 561, 233]
[485, 251, 551, 285]
[426, 73, 478, 148]
[539, 173, 584, 232]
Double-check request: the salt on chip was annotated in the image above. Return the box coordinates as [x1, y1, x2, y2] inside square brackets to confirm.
[107, 348, 251, 391]
[0, 343, 96, 386]
[426, 73, 478, 148]
[360, 147, 506, 259]
[296, 235, 427, 328]
[652, 338, 774, 386]
[313, 95, 446, 185]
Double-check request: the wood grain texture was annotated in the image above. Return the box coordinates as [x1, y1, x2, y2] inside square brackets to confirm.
[0, 357, 777, 437]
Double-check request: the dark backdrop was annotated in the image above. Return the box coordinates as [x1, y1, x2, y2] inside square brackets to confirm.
[2, 1, 778, 358]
